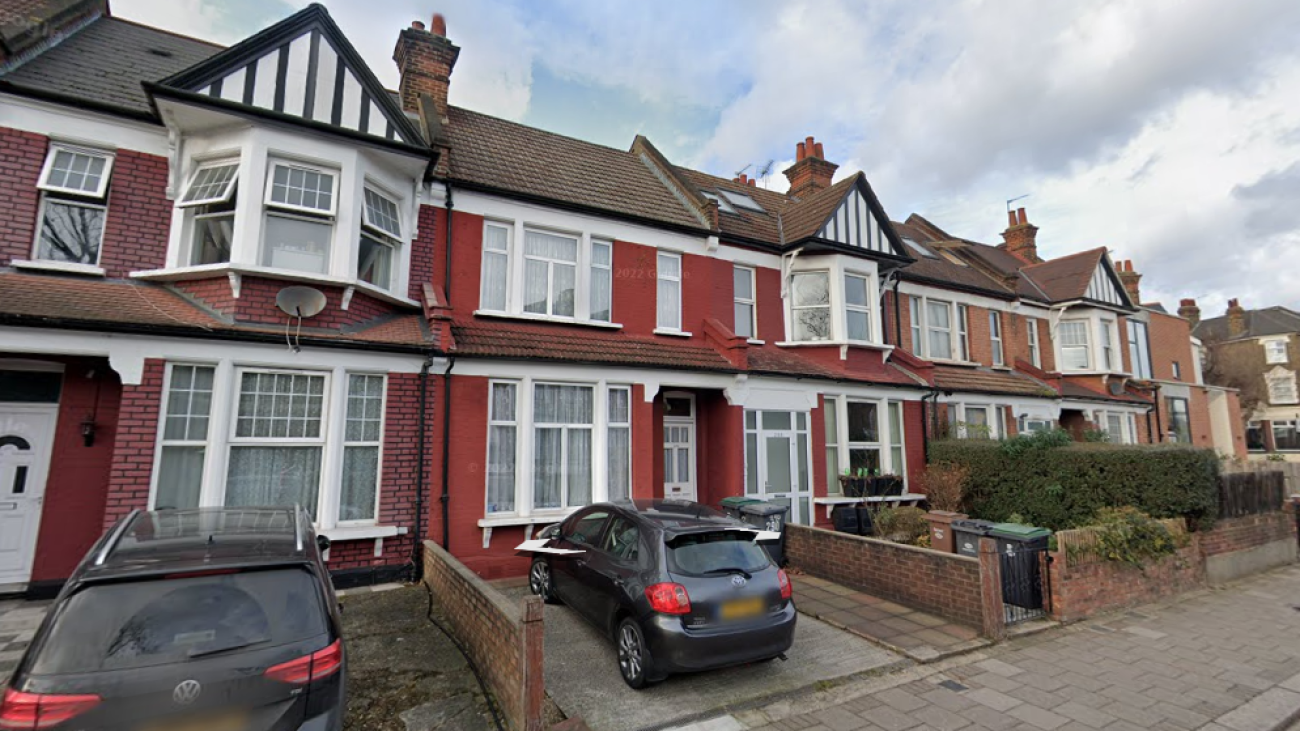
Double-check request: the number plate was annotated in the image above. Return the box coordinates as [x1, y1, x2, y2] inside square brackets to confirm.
[719, 597, 765, 621]
[141, 712, 247, 731]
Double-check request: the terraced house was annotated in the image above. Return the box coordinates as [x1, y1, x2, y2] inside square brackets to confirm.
[0, 2, 1243, 590]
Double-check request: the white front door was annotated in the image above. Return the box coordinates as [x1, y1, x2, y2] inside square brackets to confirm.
[745, 410, 812, 525]
[663, 393, 696, 501]
[0, 406, 58, 585]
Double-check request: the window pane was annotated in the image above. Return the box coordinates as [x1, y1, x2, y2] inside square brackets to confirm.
[792, 273, 830, 306]
[165, 365, 215, 441]
[848, 402, 878, 443]
[553, 262, 576, 317]
[567, 429, 592, 506]
[1060, 321, 1088, 346]
[592, 240, 612, 267]
[797, 433, 808, 492]
[763, 411, 791, 430]
[525, 230, 578, 261]
[926, 301, 950, 329]
[745, 433, 758, 494]
[357, 234, 393, 289]
[848, 448, 880, 474]
[657, 278, 681, 329]
[608, 388, 630, 423]
[794, 306, 831, 341]
[155, 446, 204, 510]
[523, 259, 549, 314]
[45, 148, 109, 195]
[362, 188, 402, 238]
[486, 425, 516, 513]
[485, 224, 509, 252]
[734, 267, 753, 299]
[236, 372, 324, 439]
[845, 275, 868, 306]
[590, 258, 612, 322]
[824, 399, 838, 441]
[928, 328, 952, 360]
[534, 384, 593, 424]
[345, 374, 384, 442]
[192, 213, 234, 265]
[888, 402, 904, 446]
[608, 426, 630, 501]
[826, 446, 840, 493]
[182, 164, 238, 204]
[340, 446, 378, 521]
[847, 310, 870, 341]
[490, 383, 516, 422]
[263, 215, 332, 273]
[225, 446, 322, 518]
[533, 428, 562, 509]
[481, 251, 509, 311]
[657, 252, 680, 278]
[765, 436, 792, 491]
[735, 302, 754, 339]
[269, 165, 334, 212]
[37, 200, 104, 264]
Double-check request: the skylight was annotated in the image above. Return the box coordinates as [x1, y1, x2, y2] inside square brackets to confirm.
[903, 238, 938, 259]
[701, 190, 737, 214]
[719, 189, 765, 212]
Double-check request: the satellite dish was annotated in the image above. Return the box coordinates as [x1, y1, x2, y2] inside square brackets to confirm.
[276, 286, 327, 319]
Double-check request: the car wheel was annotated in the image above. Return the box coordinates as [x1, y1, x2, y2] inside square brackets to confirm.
[617, 618, 656, 689]
[529, 559, 558, 604]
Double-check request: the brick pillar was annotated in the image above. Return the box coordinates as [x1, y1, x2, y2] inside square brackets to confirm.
[978, 536, 1006, 640]
[521, 596, 545, 731]
[104, 359, 165, 528]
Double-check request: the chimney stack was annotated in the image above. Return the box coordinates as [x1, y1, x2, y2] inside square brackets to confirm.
[1116, 259, 1142, 304]
[1227, 298, 1247, 338]
[782, 135, 838, 198]
[1000, 207, 1041, 264]
[394, 11, 460, 120]
[1178, 298, 1200, 327]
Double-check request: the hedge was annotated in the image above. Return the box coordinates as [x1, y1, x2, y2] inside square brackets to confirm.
[929, 439, 1220, 531]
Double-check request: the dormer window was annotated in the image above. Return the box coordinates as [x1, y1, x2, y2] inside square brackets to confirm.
[33, 144, 114, 267]
[359, 187, 402, 290]
[262, 161, 337, 274]
[179, 161, 239, 266]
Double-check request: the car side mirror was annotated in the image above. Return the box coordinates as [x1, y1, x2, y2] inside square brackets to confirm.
[316, 534, 332, 554]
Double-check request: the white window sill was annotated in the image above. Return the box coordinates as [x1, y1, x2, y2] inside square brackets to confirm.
[11, 259, 106, 276]
[813, 494, 926, 519]
[320, 525, 404, 541]
[473, 310, 622, 329]
[746, 338, 765, 345]
[654, 328, 693, 338]
[130, 263, 419, 308]
[478, 509, 578, 529]
[775, 340, 892, 351]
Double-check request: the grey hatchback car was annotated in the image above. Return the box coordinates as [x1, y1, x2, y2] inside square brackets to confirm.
[528, 499, 796, 688]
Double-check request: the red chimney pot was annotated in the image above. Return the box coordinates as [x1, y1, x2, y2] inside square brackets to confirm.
[748, 178, 756, 187]
[431, 13, 447, 37]
[1179, 298, 1197, 307]
[814, 142, 824, 159]
[1007, 210, 1017, 227]
[805, 136, 816, 157]
[1016, 207, 1027, 225]
[411, 20, 425, 30]
[796, 142, 806, 161]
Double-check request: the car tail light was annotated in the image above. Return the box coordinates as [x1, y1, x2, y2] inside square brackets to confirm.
[264, 640, 343, 685]
[777, 569, 792, 600]
[0, 687, 101, 730]
[644, 583, 691, 614]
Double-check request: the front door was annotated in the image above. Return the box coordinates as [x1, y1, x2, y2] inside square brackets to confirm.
[663, 393, 696, 501]
[0, 405, 58, 585]
[745, 410, 812, 525]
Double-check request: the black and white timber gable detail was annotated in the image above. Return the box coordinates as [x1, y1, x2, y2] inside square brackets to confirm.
[150, 4, 426, 155]
[811, 178, 911, 260]
[1085, 257, 1132, 308]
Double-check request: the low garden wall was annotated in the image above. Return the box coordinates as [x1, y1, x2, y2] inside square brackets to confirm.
[423, 540, 545, 731]
[786, 523, 1005, 638]
[1201, 511, 1297, 584]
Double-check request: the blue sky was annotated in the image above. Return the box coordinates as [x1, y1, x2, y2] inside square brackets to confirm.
[115, 0, 1300, 315]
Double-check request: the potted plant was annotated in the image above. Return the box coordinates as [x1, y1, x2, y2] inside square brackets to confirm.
[872, 472, 904, 497]
[838, 468, 870, 497]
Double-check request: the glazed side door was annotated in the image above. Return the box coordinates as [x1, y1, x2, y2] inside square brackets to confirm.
[586, 514, 643, 634]
[551, 508, 610, 615]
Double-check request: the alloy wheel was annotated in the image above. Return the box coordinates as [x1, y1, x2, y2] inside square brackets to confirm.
[529, 561, 550, 597]
[618, 624, 642, 682]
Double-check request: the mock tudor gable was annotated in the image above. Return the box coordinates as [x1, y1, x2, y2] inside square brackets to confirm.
[152, 4, 426, 153]
[812, 180, 899, 256]
[1083, 256, 1130, 308]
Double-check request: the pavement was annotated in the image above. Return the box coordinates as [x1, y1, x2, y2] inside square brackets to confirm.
[673, 562, 1300, 731]
[0, 597, 50, 686]
[792, 575, 989, 663]
[500, 582, 906, 731]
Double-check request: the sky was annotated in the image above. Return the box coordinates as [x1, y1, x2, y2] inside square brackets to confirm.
[112, 0, 1300, 316]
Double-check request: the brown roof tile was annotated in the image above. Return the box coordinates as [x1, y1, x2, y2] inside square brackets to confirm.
[1059, 380, 1150, 404]
[891, 219, 1015, 297]
[450, 318, 736, 371]
[1019, 249, 1106, 302]
[931, 366, 1057, 397]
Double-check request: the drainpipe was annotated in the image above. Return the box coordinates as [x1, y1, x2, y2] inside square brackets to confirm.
[413, 352, 433, 580]
[921, 389, 941, 463]
[441, 356, 456, 550]
[1151, 383, 1163, 442]
[893, 277, 903, 348]
[442, 179, 454, 301]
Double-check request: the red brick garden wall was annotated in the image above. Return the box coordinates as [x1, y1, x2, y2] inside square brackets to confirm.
[423, 540, 544, 731]
[786, 523, 987, 630]
[1199, 511, 1295, 557]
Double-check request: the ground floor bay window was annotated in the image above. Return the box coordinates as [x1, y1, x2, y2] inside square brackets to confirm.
[485, 378, 631, 519]
[151, 363, 386, 529]
[822, 397, 906, 494]
[946, 402, 1007, 440]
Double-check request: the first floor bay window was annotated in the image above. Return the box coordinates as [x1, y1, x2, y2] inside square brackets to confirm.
[151, 364, 386, 527]
[485, 380, 632, 516]
[791, 272, 831, 341]
[179, 161, 239, 266]
[1059, 321, 1091, 370]
[358, 187, 403, 290]
[262, 161, 337, 274]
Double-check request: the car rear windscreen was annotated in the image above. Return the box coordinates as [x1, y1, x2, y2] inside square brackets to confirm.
[666, 531, 771, 576]
[30, 568, 328, 674]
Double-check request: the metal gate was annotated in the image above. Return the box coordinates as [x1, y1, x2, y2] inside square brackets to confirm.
[1001, 544, 1051, 625]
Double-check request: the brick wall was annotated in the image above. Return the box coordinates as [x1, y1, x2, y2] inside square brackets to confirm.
[423, 540, 544, 731]
[103, 359, 165, 528]
[1200, 511, 1296, 556]
[99, 149, 170, 276]
[0, 127, 45, 265]
[173, 276, 401, 327]
[786, 523, 989, 631]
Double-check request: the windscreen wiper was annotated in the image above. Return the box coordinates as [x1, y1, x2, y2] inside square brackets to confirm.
[702, 567, 753, 579]
[187, 638, 270, 658]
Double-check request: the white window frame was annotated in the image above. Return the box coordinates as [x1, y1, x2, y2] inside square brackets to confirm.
[1268, 369, 1299, 405]
[151, 363, 216, 510]
[789, 270, 832, 342]
[1265, 339, 1289, 365]
[823, 395, 906, 489]
[37, 143, 115, 199]
[948, 402, 1004, 440]
[480, 221, 513, 313]
[844, 272, 872, 343]
[925, 298, 954, 360]
[339, 373, 387, 525]
[1127, 319, 1152, 379]
[522, 228, 581, 318]
[734, 265, 757, 340]
[590, 239, 613, 323]
[263, 160, 339, 216]
[178, 161, 240, 208]
[907, 295, 975, 363]
[1166, 397, 1191, 443]
[478, 220, 618, 325]
[361, 185, 402, 239]
[1100, 319, 1117, 371]
[31, 195, 108, 268]
[1027, 317, 1042, 368]
[1059, 319, 1092, 371]
[990, 311, 1004, 366]
[483, 378, 633, 519]
[606, 385, 632, 501]
[656, 251, 683, 332]
[147, 363, 387, 530]
[1096, 409, 1137, 444]
[957, 304, 970, 361]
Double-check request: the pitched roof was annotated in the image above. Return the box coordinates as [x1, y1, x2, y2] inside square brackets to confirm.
[931, 366, 1057, 398]
[444, 106, 708, 232]
[1058, 380, 1149, 405]
[675, 167, 790, 243]
[1195, 306, 1300, 341]
[1, 16, 219, 116]
[0, 272, 432, 349]
[890, 219, 1016, 297]
[450, 319, 735, 371]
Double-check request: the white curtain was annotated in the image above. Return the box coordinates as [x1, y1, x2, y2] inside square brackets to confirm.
[534, 385, 593, 424]
[591, 244, 612, 322]
[567, 429, 592, 505]
[657, 253, 681, 329]
[524, 259, 548, 314]
[608, 427, 629, 501]
[225, 446, 322, 517]
[481, 226, 509, 311]
[156, 446, 204, 510]
[487, 425, 516, 513]
[533, 428, 562, 509]
[532, 384, 593, 508]
[340, 446, 378, 521]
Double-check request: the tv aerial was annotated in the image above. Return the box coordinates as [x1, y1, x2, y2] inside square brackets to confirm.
[276, 286, 327, 352]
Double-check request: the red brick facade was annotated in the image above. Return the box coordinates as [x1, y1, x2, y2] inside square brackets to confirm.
[103, 359, 165, 527]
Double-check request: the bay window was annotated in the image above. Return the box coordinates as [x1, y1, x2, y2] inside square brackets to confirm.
[485, 380, 632, 516]
[358, 187, 402, 290]
[33, 144, 114, 267]
[150, 363, 387, 528]
[657, 251, 682, 331]
[179, 161, 240, 266]
[845, 273, 871, 342]
[791, 272, 831, 341]
[734, 266, 756, 339]
[1127, 320, 1152, 378]
[1099, 410, 1137, 444]
[262, 161, 337, 274]
[1059, 321, 1091, 370]
[823, 395, 907, 494]
[990, 311, 1004, 366]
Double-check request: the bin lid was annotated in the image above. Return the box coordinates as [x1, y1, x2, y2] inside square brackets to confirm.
[720, 496, 762, 509]
[990, 523, 1052, 540]
[740, 502, 789, 517]
[950, 519, 996, 533]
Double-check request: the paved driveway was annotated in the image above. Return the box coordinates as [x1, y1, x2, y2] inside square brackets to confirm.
[0, 597, 50, 686]
[502, 585, 905, 731]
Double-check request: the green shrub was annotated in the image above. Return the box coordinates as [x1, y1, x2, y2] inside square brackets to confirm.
[874, 506, 929, 544]
[929, 440, 1219, 531]
[1082, 507, 1188, 568]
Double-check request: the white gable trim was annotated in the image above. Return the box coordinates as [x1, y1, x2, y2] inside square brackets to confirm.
[1085, 260, 1127, 306]
[816, 187, 891, 254]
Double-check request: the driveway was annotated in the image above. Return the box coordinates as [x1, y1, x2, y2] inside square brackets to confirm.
[500, 583, 905, 731]
[0, 597, 51, 686]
